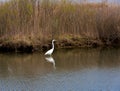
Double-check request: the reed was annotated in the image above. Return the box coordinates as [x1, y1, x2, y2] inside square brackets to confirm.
[0, 0, 120, 51]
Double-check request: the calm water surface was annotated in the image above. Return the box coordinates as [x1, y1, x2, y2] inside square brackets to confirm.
[0, 48, 120, 91]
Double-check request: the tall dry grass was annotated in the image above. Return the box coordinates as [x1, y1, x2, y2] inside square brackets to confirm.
[0, 0, 120, 50]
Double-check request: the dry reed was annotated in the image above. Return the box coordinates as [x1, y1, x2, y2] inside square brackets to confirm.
[0, 0, 120, 51]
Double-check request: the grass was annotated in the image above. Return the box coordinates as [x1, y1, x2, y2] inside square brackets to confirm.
[0, 0, 120, 52]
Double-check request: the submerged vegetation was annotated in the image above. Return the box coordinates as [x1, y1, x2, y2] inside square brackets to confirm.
[0, 0, 120, 52]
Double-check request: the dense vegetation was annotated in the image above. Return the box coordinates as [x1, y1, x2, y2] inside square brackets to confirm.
[0, 0, 120, 52]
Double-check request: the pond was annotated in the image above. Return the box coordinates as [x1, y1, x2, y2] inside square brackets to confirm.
[0, 48, 120, 91]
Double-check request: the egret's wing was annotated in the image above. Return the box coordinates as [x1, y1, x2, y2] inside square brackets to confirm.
[45, 50, 49, 55]
[45, 49, 53, 55]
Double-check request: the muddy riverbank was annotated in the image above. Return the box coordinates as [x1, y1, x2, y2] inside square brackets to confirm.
[0, 37, 120, 52]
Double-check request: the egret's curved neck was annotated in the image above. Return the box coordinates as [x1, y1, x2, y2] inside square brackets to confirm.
[52, 41, 54, 49]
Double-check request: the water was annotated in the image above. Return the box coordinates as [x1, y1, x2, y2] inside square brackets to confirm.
[0, 48, 120, 91]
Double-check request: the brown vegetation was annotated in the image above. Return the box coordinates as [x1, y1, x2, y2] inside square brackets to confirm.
[0, 0, 120, 52]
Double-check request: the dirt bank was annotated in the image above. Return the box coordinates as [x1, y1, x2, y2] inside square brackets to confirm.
[0, 37, 120, 53]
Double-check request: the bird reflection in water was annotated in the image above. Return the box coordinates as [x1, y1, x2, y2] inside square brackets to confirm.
[45, 56, 56, 69]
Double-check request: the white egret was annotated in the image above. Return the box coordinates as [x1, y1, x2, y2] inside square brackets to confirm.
[45, 39, 56, 56]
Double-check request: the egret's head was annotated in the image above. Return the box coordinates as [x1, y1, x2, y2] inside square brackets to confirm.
[52, 39, 56, 42]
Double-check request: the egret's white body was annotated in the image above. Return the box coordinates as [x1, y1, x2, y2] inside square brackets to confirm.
[45, 39, 56, 56]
